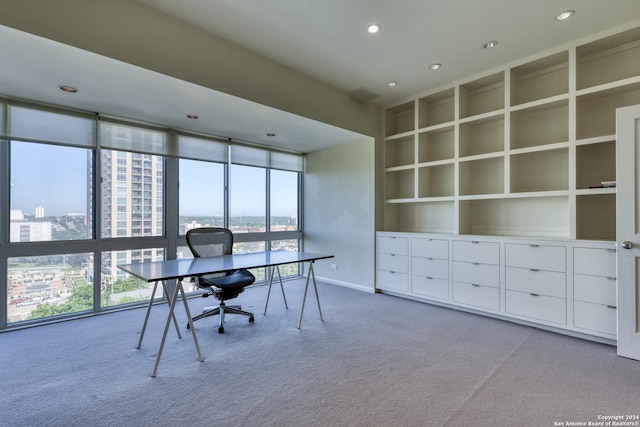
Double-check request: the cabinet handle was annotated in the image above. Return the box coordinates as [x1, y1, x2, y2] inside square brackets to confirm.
[607, 249, 616, 253]
[530, 293, 540, 297]
[472, 241, 479, 244]
[472, 262, 480, 265]
[530, 244, 539, 248]
[472, 284, 480, 287]
[530, 268, 539, 272]
[427, 257, 433, 260]
[607, 305, 617, 309]
[607, 277, 616, 281]
[426, 276, 433, 280]
[390, 253, 396, 256]
[390, 271, 396, 274]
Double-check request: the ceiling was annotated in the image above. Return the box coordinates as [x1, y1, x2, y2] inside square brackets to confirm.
[1, 1, 640, 153]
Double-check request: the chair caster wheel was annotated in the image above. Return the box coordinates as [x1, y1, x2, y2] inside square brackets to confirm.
[249, 316, 255, 323]
[218, 326, 224, 334]
[186, 323, 190, 330]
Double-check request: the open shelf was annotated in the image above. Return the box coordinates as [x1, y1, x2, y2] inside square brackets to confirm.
[510, 148, 568, 193]
[460, 72, 505, 119]
[577, 26, 640, 90]
[385, 168, 414, 200]
[510, 100, 568, 149]
[459, 115, 504, 157]
[576, 194, 616, 241]
[418, 88, 455, 128]
[576, 141, 616, 190]
[384, 201, 455, 234]
[459, 196, 569, 237]
[418, 164, 454, 198]
[511, 51, 569, 106]
[385, 101, 415, 136]
[459, 157, 504, 196]
[385, 135, 414, 168]
[576, 81, 640, 139]
[418, 126, 454, 162]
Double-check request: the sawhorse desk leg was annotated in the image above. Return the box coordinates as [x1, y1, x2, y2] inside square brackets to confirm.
[264, 265, 289, 315]
[137, 280, 181, 350]
[297, 261, 323, 329]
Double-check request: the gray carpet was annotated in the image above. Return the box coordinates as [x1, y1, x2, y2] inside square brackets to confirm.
[1, 279, 639, 427]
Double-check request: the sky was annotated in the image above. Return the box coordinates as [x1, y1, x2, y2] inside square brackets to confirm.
[10, 142, 298, 217]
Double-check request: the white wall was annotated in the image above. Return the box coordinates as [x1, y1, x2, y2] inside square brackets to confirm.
[304, 138, 376, 292]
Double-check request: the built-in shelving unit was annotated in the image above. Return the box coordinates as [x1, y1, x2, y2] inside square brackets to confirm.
[382, 25, 640, 242]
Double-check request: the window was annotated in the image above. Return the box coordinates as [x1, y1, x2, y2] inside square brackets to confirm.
[230, 164, 266, 233]
[270, 169, 299, 232]
[179, 159, 225, 234]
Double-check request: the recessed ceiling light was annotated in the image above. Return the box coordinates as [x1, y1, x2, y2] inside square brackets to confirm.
[556, 10, 575, 21]
[266, 132, 276, 137]
[429, 63, 442, 70]
[367, 24, 381, 34]
[186, 114, 198, 119]
[387, 81, 397, 87]
[483, 40, 498, 49]
[58, 85, 78, 93]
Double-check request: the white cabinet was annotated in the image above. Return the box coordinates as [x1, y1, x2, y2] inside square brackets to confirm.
[573, 247, 617, 336]
[452, 240, 500, 311]
[376, 232, 617, 342]
[411, 238, 449, 300]
[505, 244, 567, 325]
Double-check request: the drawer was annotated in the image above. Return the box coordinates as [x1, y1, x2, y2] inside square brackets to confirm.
[378, 236, 409, 255]
[574, 300, 617, 336]
[574, 247, 616, 277]
[506, 243, 566, 272]
[452, 240, 499, 265]
[376, 269, 409, 292]
[453, 281, 499, 311]
[412, 276, 449, 300]
[377, 253, 409, 273]
[505, 267, 566, 298]
[574, 274, 616, 306]
[412, 238, 448, 260]
[453, 261, 499, 287]
[412, 257, 448, 280]
[506, 290, 566, 324]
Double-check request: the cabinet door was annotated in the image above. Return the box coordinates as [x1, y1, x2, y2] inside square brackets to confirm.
[574, 247, 616, 277]
[412, 238, 448, 259]
[505, 243, 566, 272]
[453, 240, 499, 264]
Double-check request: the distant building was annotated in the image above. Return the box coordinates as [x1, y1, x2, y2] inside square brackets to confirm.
[35, 206, 45, 218]
[10, 220, 52, 242]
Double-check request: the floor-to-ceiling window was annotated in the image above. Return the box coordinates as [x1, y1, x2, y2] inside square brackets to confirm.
[0, 100, 304, 330]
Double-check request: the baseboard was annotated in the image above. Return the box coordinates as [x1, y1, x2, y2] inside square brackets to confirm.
[315, 276, 376, 294]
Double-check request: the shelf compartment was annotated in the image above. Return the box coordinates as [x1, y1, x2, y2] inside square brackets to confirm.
[459, 196, 569, 237]
[418, 126, 454, 162]
[385, 101, 415, 136]
[577, 26, 640, 90]
[510, 100, 568, 149]
[385, 168, 415, 200]
[576, 194, 616, 241]
[385, 135, 415, 168]
[510, 148, 568, 193]
[460, 72, 505, 119]
[576, 141, 616, 190]
[459, 115, 504, 157]
[576, 81, 640, 139]
[511, 51, 569, 106]
[384, 201, 455, 233]
[418, 164, 454, 198]
[459, 157, 504, 196]
[418, 88, 455, 128]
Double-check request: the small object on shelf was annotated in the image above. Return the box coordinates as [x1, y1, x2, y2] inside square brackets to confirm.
[601, 181, 616, 188]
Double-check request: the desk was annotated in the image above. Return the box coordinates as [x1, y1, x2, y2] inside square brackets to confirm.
[118, 251, 333, 377]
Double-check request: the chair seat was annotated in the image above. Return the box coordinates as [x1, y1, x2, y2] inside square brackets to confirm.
[199, 269, 255, 290]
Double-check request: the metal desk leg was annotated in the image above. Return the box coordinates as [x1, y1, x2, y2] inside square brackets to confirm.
[264, 265, 288, 315]
[137, 280, 181, 350]
[151, 278, 181, 377]
[178, 279, 203, 365]
[297, 261, 323, 329]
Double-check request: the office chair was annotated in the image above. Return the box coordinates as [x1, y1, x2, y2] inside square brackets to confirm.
[186, 227, 255, 333]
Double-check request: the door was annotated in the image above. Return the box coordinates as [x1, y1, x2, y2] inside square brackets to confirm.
[616, 104, 640, 360]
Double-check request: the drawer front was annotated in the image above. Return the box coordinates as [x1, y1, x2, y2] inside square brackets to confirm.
[574, 274, 617, 306]
[378, 253, 409, 273]
[378, 236, 409, 255]
[574, 247, 616, 277]
[412, 257, 448, 280]
[376, 269, 409, 292]
[506, 290, 566, 324]
[412, 238, 449, 260]
[505, 267, 566, 298]
[506, 243, 566, 272]
[452, 240, 499, 265]
[412, 276, 449, 300]
[574, 300, 617, 336]
[453, 281, 499, 311]
[453, 261, 499, 288]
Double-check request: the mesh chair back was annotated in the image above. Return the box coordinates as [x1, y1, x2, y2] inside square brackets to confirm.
[186, 227, 234, 258]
